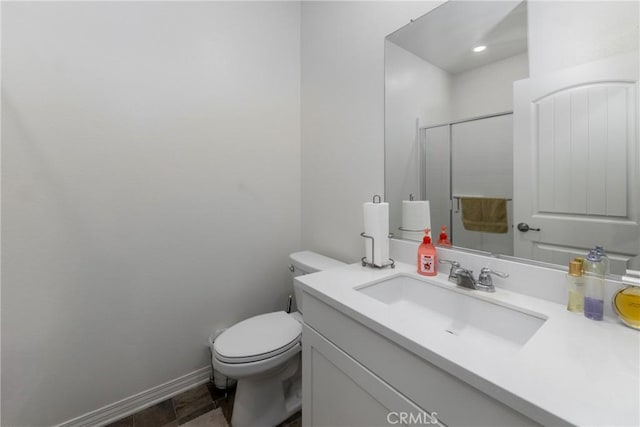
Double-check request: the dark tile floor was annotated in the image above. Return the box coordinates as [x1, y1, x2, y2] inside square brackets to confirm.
[105, 381, 301, 427]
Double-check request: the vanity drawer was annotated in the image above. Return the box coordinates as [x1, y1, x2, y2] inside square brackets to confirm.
[303, 293, 545, 427]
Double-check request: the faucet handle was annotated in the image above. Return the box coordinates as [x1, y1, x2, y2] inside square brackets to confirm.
[439, 259, 460, 268]
[480, 267, 509, 278]
[476, 267, 508, 292]
[440, 259, 463, 284]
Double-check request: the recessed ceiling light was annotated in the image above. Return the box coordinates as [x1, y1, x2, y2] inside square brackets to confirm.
[473, 45, 487, 53]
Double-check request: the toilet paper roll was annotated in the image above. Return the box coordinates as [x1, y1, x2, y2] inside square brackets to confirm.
[402, 200, 431, 241]
[363, 201, 389, 267]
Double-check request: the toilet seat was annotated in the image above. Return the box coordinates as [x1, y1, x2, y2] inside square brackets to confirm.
[214, 311, 301, 364]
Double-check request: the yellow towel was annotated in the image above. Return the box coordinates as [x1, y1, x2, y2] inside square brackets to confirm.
[460, 197, 508, 234]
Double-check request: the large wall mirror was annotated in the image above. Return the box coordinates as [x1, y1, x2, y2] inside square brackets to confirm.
[385, 0, 639, 275]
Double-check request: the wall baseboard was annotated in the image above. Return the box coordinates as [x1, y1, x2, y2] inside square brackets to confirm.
[55, 366, 212, 427]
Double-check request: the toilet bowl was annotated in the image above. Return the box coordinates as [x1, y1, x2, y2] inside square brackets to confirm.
[211, 251, 344, 427]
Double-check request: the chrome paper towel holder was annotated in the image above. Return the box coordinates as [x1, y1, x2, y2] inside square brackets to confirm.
[361, 195, 395, 269]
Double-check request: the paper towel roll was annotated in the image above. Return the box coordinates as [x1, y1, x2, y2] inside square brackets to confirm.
[402, 200, 431, 241]
[363, 201, 389, 267]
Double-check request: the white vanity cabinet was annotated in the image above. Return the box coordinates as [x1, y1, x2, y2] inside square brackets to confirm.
[302, 325, 437, 426]
[301, 292, 541, 427]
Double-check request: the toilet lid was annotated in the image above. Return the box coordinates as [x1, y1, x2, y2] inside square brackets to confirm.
[214, 311, 302, 364]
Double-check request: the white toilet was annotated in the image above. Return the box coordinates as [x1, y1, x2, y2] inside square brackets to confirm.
[212, 251, 345, 427]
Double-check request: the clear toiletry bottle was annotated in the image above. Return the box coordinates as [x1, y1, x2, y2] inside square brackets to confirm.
[583, 249, 605, 321]
[566, 258, 584, 313]
[594, 245, 610, 274]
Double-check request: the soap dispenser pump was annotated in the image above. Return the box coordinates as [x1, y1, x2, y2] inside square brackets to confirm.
[417, 228, 437, 276]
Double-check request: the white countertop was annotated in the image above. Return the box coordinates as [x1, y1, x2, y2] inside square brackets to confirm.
[297, 261, 640, 427]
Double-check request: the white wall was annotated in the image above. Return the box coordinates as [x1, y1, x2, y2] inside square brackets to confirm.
[1, 2, 300, 426]
[451, 53, 528, 121]
[385, 40, 451, 240]
[423, 125, 452, 243]
[528, 0, 639, 77]
[301, 1, 442, 262]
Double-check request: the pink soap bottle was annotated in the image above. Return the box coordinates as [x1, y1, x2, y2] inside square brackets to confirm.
[437, 226, 451, 246]
[417, 228, 437, 276]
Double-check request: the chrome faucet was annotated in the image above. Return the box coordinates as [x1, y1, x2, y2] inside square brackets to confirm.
[453, 268, 477, 289]
[439, 260, 508, 292]
[439, 259, 475, 289]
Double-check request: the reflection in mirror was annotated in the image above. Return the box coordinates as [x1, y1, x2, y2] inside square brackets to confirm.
[385, 0, 639, 275]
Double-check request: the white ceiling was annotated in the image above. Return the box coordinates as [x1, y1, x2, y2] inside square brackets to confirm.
[387, 0, 528, 75]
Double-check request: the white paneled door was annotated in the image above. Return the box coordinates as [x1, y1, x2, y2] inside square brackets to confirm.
[514, 52, 639, 273]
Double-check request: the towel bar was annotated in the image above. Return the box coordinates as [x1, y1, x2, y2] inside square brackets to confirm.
[453, 196, 512, 213]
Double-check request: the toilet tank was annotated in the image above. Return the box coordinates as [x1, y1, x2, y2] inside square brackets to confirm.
[290, 251, 345, 313]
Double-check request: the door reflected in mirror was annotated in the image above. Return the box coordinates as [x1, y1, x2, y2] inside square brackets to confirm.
[384, 0, 639, 274]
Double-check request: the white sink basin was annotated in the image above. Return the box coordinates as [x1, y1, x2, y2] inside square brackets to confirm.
[356, 274, 546, 350]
